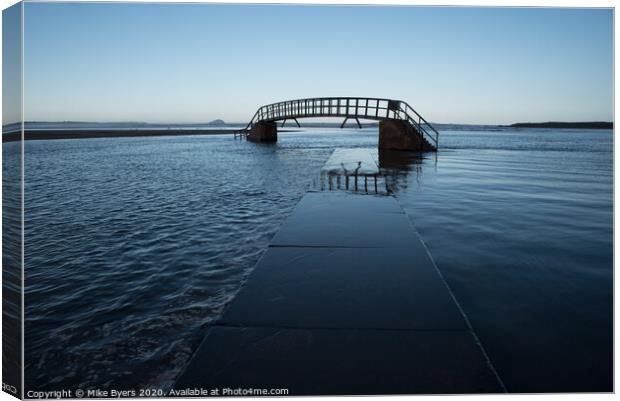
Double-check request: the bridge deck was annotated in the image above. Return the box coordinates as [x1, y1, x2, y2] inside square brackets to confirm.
[176, 185, 505, 394]
[235, 97, 440, 151]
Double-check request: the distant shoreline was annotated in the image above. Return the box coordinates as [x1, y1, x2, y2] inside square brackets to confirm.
[507, 122, 613, 129]
[2, 129, 238, 142]
[2, 121, 614, 143]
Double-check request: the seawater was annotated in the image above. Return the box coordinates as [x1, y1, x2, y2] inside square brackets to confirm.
[15, 127, 612, 392]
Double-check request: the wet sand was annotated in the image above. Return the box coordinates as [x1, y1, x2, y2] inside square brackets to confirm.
[2, 129, 237, 142]
[508, 122, 613, 129]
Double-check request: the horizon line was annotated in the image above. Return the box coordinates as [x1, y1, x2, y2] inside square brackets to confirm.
[2, 119, 615, 128]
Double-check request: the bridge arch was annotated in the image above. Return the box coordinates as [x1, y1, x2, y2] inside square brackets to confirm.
[234, 97, 439, 151]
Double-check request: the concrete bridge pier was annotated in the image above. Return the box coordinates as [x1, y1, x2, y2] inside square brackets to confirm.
[379, 120, 432, 151]
[248, 121, 277, 143]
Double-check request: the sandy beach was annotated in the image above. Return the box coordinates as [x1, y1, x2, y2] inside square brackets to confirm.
[2, 129, 237, 142]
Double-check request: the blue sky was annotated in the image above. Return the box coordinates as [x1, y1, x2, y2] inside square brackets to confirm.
[19, 3, 613, 125]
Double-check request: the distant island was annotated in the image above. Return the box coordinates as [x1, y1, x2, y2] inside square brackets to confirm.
[508, 122, 613, 129]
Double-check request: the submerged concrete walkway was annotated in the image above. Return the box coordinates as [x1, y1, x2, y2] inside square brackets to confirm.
[175, 189, 505, 394]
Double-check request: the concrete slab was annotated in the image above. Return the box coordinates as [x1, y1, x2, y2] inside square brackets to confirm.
[221, 247, 467, 330]
[175, 190, 505, 394]
[292, 190, 403, 214]
[271, 192, 418, 248]
[271, 211, 420, 248]
[321, 148, 379, 175]
[175, 326, 504, 395]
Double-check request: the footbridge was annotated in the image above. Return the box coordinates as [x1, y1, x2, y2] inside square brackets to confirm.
[234, 97, 439, 151]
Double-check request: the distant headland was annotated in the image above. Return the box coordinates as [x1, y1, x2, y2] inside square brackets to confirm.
[507, 122, 613, 129]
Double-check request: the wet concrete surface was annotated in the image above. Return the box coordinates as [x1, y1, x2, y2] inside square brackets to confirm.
[221, 246, 467, 330]
[321, 148, 380, 175]
[176, 187, 505, 394]
[176, 326, 503, 395]
[271, 192, 418, 248]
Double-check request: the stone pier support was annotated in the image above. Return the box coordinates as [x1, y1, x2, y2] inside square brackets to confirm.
[248, 121, 277, 143]
[379, 120, 431, 151]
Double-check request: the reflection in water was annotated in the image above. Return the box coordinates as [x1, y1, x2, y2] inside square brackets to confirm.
[313, 148, 385, 194]
[315, 172, 387, 194]
[377, 150, 426, 194]
[312, 148, 427, 196]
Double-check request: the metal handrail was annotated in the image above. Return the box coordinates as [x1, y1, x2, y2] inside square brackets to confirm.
[236, 97, 439, 148]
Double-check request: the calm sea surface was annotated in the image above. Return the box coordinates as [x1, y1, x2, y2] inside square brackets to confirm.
[18, 127, 612, 392]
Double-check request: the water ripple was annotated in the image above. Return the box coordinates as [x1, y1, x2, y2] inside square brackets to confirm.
[17, 128, 613, 392]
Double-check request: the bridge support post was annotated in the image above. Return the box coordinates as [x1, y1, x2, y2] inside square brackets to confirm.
[379, 120, 432, 151]
[248, 121, 277, 143]
[340, 117, 363, 129]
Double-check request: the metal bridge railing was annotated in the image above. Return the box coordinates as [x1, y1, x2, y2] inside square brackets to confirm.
[236, 97, 439, 148]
